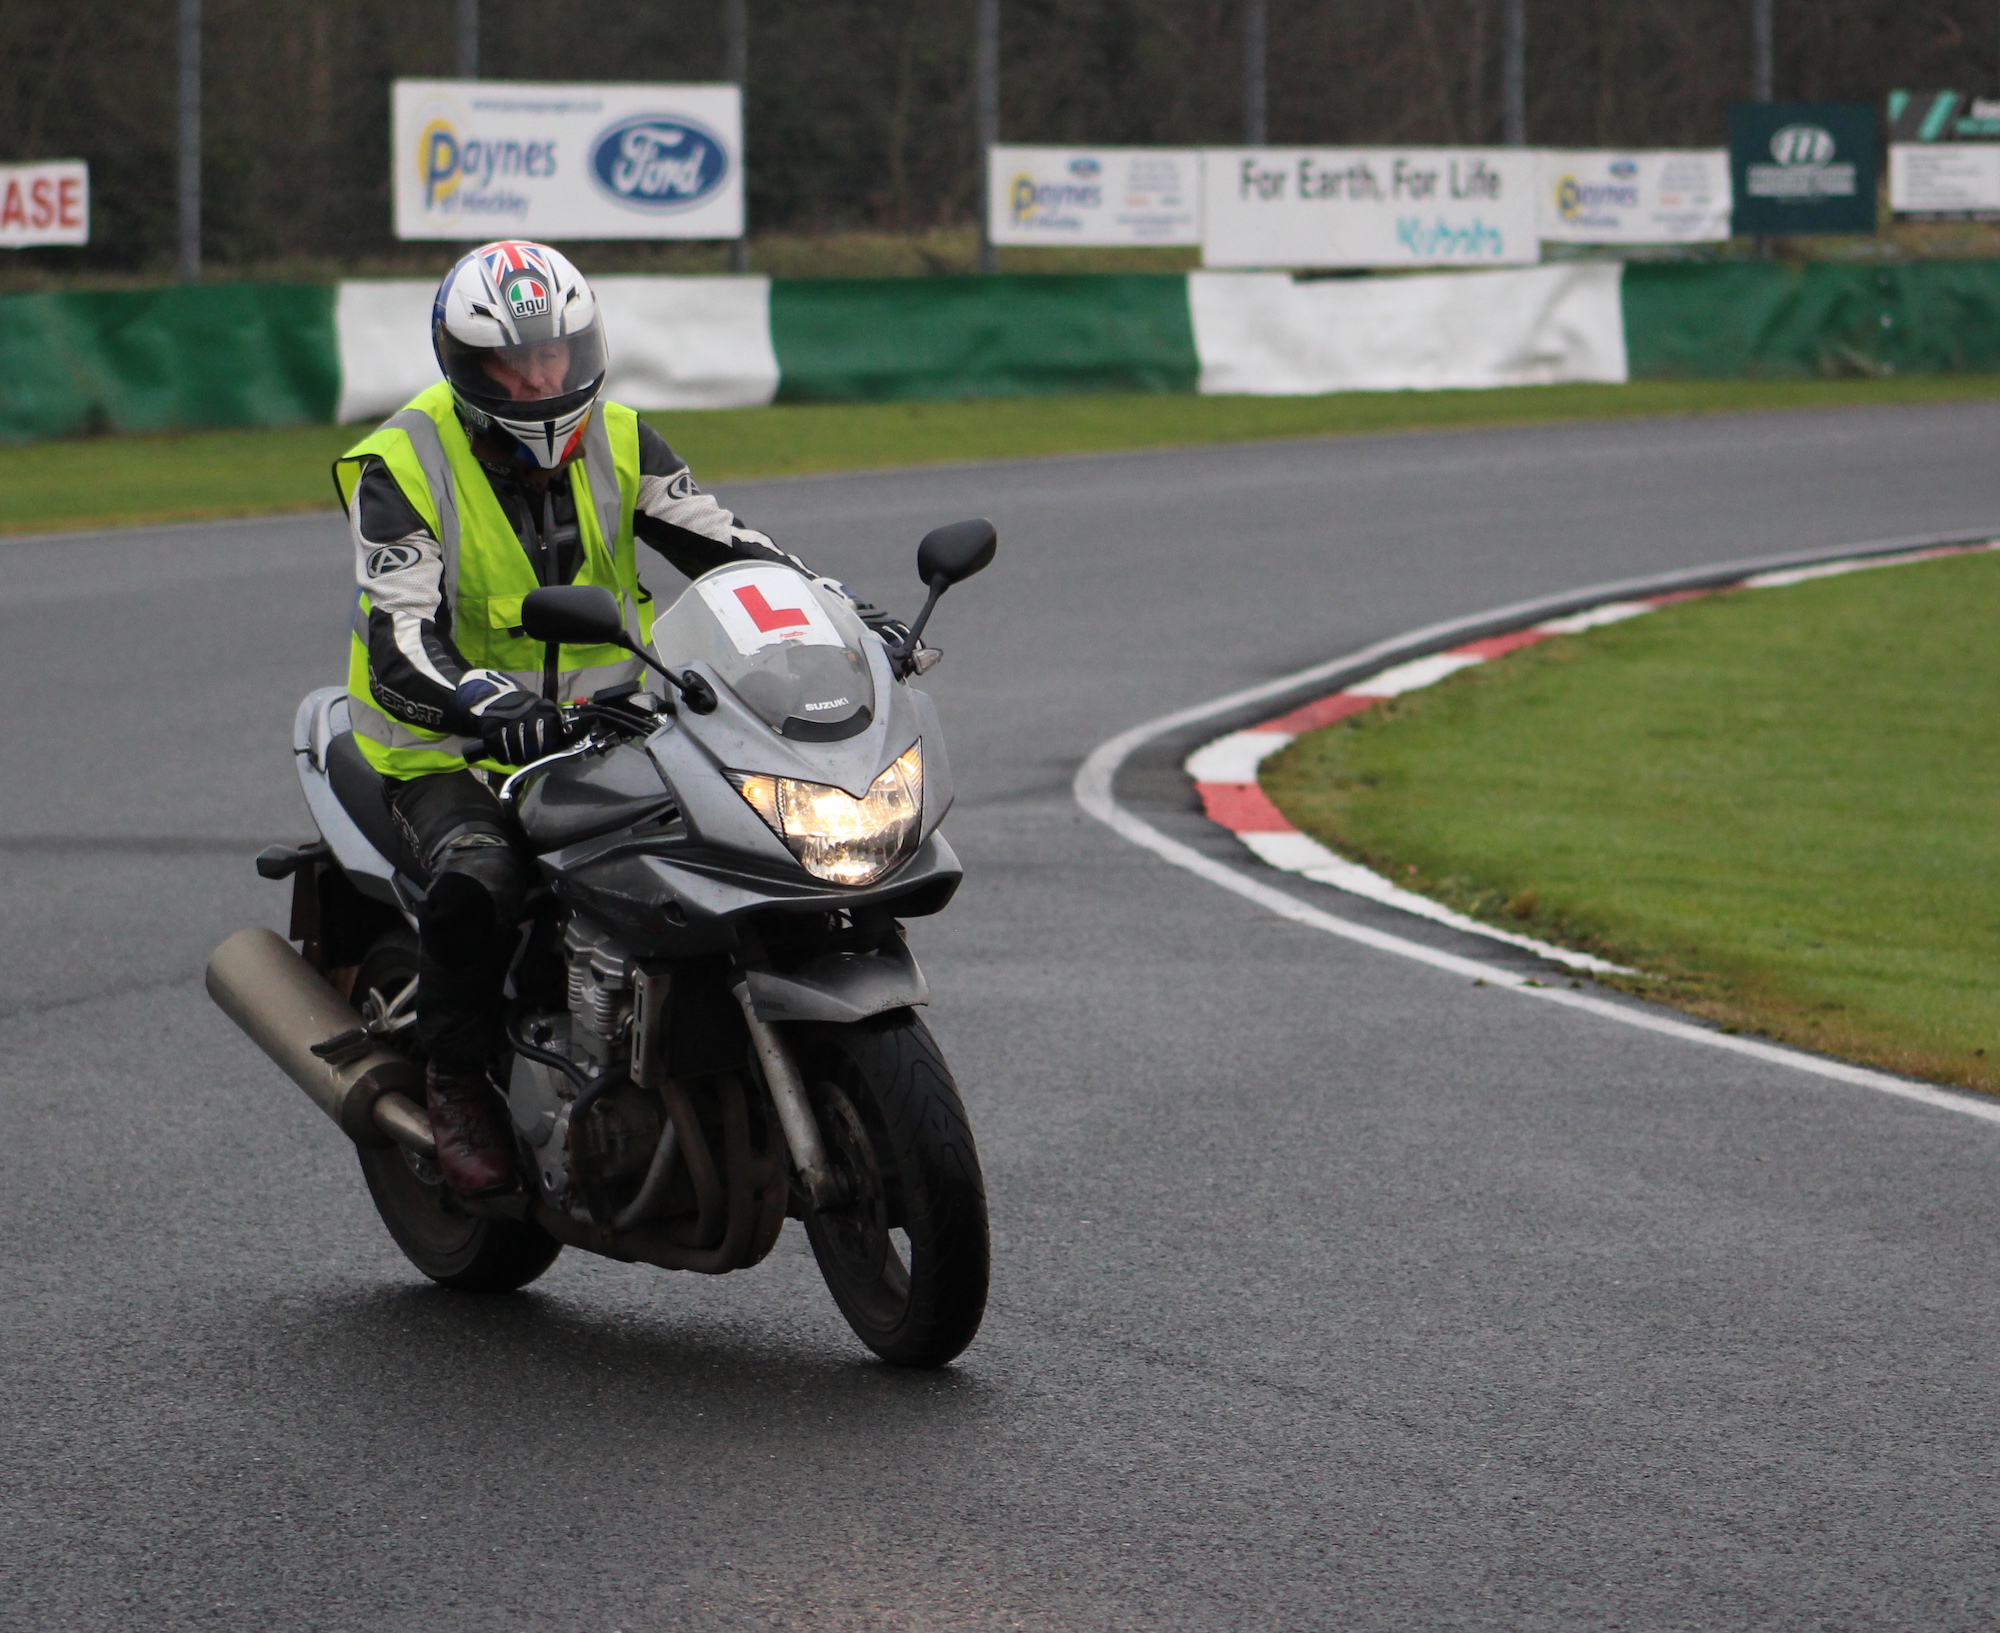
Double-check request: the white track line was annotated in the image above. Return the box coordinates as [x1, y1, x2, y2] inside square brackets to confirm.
[1073, 535, 2000, 1129]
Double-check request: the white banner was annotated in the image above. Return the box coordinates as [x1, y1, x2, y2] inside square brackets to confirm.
[0, 160, 87, 248]
[1188, 264, 1627, 395]
[1201, 148, 1539, 269]
[1536, 150, 1730, 243]
[986, 147, 1201, 246]
[334, 276, 778, 423]
[1889, 144, 2000, 213]
[393, 81, 742, 242]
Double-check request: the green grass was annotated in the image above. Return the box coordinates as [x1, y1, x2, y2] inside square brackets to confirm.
[1261, 550, 2000, 1092]
[9, 374, 2000, 537]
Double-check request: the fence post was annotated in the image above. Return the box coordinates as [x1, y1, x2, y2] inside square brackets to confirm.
[1752, 0, 1773, 256]
[1751, 0, 1773, 104]
[456, 0, 479, 78]
[725, 0, 749, 272]
[178, 0, 201, 282]
[1501, 0, 1526, 146]
[976, 0, 999, 274]
[1243, 0, 1267, 146]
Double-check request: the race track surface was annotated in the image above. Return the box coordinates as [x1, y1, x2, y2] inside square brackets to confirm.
[6, 403, 2000, 1631]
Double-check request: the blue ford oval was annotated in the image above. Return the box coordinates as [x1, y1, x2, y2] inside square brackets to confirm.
[589, 115, 730, 212]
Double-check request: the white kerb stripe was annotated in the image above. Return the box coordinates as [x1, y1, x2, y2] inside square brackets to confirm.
[1345, 652, 1483, 697]
[1185, 731, 1295, 784]
[1535, 600, 1657, 634]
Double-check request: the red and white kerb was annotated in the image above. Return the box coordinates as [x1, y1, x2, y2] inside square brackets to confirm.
[1184, 542, 2000, 973]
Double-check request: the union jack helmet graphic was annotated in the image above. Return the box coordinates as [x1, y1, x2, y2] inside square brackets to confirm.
[432, 240, 607, 470]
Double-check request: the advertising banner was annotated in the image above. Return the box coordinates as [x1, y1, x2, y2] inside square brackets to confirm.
[986, 147, 1200, 247]
[1886, 89, 2000, 217]
[0, 161, 88, 248]
[393, 80, 742, 241]
[1536, 150, 1730, 243]
[1200, 148, 1539, 269]
[1728, 103, 1879, 236]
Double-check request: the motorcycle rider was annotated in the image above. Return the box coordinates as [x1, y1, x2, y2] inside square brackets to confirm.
[334, 240, 895, 1197]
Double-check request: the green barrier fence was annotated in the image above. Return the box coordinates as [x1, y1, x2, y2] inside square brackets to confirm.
[9, 264, 2000, 445]
[1623, 261, 2000, 380]
[768, 273, 1199, 404]
[0, 284, 339, 444]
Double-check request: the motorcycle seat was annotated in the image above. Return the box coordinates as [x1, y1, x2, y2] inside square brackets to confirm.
[325, 730, 424, 879]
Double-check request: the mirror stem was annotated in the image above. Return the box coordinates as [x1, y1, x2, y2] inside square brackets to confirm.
[894, 578, 948, 675]
[619, 637, 717, 714]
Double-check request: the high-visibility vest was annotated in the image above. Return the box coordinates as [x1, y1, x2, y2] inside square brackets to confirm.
[333, 381, 651, 778]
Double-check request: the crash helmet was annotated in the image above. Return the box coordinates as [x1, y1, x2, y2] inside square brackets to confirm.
[432, 240, 608, 470]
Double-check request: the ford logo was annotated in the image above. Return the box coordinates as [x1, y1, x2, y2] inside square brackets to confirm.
[1068, 156, 1102, 177]
[1609, 158, 1637, 178]
[588, 115, 729, 211]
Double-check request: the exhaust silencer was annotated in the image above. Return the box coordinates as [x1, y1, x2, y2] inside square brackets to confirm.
[205, 927, 423, 1148]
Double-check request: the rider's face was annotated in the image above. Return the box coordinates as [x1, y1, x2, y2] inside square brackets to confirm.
[482, 340, 571, 402]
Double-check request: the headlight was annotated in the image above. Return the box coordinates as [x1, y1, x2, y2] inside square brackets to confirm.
[732, 743, 922, 886]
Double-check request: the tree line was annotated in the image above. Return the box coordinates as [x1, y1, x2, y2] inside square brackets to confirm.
[2, 0, 1995, 274]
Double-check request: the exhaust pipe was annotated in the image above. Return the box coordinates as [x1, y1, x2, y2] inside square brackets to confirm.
[205, 927, 430, 1153]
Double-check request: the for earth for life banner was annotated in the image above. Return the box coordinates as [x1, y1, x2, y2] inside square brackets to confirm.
[986, 147, 1201, 246]
[1201, 149, 1538, 269]
[1536, 150, 1730, 243]
[0, 161, 87, 247]
[393, 81, 743, 241]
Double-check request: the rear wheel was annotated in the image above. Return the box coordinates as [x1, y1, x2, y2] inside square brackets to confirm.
[351, 932, 562, 1293]
[794, 1012, 989, 1367]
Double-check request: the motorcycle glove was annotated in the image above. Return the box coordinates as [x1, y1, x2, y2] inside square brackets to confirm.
[819, 579, 907, 644]
[457, 670, 570, 765]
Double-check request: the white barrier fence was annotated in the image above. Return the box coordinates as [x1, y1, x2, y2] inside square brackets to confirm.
[1188, 264, 1627, 395]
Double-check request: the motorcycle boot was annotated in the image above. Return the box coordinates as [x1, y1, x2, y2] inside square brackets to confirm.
[424, 1063, 518, 1195]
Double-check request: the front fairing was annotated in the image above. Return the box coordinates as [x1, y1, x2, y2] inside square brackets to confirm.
[529, 565, 958, 952]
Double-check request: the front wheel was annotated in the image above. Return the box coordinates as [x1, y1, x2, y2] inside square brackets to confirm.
[793, 1012, 990, 1367]
[352, 931, 562, 1294]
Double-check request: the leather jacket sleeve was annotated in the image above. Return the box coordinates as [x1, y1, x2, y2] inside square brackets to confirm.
[350, 459, 481, 737]
[632, 422, 818, 580]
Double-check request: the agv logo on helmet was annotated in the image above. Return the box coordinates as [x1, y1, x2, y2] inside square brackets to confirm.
[504, 274, 549, 319]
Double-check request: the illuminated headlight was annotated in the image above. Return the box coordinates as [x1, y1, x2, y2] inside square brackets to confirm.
[732, 743, 922, 886]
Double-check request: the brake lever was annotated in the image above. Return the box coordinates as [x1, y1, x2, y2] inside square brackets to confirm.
[497, 732, 607, 806]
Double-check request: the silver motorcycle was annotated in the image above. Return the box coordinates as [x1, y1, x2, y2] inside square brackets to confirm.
[208, 519, 996, 1367]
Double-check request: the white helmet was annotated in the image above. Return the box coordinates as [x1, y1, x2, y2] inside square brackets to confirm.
[432, 240, 608, 470]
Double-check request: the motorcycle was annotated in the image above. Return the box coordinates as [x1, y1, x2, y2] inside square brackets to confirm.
[207, 518, 997, 1368]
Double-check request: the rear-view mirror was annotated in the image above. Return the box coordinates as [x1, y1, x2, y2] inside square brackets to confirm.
[520, 584, 627, 647]
[917, 518, 997, 589]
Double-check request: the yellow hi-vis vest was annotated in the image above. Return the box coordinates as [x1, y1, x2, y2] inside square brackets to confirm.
[334, 381, 651, 779]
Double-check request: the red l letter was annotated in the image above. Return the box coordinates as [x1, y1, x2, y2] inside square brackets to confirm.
[735, 584, 810, 632]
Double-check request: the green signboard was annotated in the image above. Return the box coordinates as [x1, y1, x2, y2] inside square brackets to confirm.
[1730, 102, 1879, 236]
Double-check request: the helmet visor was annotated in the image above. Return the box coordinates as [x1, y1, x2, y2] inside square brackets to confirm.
[438, 321, 608, 425]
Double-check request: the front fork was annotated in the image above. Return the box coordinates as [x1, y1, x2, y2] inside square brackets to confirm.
[629, 963, 839, 1213]
[731, 980, 841, 1210]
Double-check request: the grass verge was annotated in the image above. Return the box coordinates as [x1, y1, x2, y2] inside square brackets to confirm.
[1262, 549, 2000, 1093]
[8, 373, 2000, 537]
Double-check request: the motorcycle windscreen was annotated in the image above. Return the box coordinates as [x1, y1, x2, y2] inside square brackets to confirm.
[652, 565, 877, 742]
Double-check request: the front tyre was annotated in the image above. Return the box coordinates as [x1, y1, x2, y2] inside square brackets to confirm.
[794, 1012, 990, 1367]
[351, 932, 562, 1294]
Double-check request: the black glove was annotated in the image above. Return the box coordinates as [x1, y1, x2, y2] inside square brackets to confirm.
[474, 690, 570, 766]
[850, 601, 912, 649]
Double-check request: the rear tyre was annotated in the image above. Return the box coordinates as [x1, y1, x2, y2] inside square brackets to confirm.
[794, 1012, 989, 1367]
[351, 932, 562, 1293]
